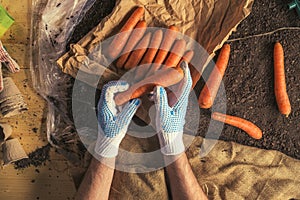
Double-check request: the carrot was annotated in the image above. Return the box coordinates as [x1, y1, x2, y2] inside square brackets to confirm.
[179, 50, 201, 89]
[134, 29, 164, 82]
[182, 50, 194, 63]
[114, 67, 184, 105]
[108, 7, 144, 59]
[162, 39, 186, 69]
[198, 44, 230, 109]
[124, 32, 152, 70]
[115, 21, 147, 68]
[140, 30, 163, 65]
[145, 26, 179, 76]
[166, 52, 194, 106]
[274, 42, 291, 117]
[212, 112, 263, 139]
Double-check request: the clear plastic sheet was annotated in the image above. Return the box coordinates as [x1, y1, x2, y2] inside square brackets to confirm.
[31, 0, 97, 166]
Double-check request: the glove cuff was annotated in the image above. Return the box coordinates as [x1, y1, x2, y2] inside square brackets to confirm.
[158, 132, 185, 155]
[94, 133, 125, 158]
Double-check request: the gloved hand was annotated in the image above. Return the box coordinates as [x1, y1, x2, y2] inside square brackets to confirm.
[153, 61, 192, 155]
[95, 81, 141, 158]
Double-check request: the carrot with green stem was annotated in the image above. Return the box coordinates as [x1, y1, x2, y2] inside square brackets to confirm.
[124, 32, 152, 70]
[212, 112, 263, 139]
[274, 42, 291, 117]
[108, 7, 144, 59]
[198, 44, 230, 109]
[115, 21, 147, 68]
[134, 29, 163, 81]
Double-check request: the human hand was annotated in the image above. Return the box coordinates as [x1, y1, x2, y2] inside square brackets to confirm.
[153, 61, 192, 155]
[95, 81, 141, 158]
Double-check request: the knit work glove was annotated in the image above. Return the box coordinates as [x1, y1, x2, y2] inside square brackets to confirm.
[95, 81, 141, 158]
[154, 61, 192, 155]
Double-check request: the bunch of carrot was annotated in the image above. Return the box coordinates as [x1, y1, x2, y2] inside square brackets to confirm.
[108, 6, 292, 141]
[107, 7, 197, 105]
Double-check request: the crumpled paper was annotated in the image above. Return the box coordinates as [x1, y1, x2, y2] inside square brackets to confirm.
[57, 0, 254, 84]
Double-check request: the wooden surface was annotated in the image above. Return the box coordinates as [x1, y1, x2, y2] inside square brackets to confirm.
[0, 0, 76, 199]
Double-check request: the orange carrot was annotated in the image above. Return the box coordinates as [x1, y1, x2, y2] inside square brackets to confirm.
[165, 51, 194, 106]
[124, 32, 152, 70]
[212, 112, 263, 139]
[189, 64, 201, 89]
[162, 39, 187, 69]
[108, 7, 144, 59]
[145, 26, 179, 76]
[134, 30, 164, 82]
[114, 67, 184, 105]
[179, 50, 201, 89]
[115, 21, 147, 68]
[198, 44, 230, 109]
[181, 50, 194, 63]
[140, 30, 163, 65]
[274, 42, 291, 117]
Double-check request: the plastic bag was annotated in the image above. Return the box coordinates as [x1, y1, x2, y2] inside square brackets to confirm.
[31, 0, 98, 165]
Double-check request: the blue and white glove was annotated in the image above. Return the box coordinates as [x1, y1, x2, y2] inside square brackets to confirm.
[95, 81, 141, 158]
[154, 61, 192, 155]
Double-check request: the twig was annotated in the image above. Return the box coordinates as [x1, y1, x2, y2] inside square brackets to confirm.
[227, 27, 300, 42]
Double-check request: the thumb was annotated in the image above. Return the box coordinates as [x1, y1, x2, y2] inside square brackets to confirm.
[153, 86, 169, 115]
[117, 98, 141, 125]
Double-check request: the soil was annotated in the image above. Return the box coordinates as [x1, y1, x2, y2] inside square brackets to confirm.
[14, 144, 51, 169]
[67, 0, 300, 160]
[200, 0, 300, 159]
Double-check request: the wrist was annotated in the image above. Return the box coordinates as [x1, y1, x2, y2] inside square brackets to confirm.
[95, 132, 125, 158]
[157, 131, 185, 155]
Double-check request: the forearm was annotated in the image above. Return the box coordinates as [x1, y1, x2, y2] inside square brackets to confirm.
[165, 153, 208, 200]
[75, 157, 115, 200]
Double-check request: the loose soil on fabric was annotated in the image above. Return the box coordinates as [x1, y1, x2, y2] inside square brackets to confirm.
[68, 0, 299, 159]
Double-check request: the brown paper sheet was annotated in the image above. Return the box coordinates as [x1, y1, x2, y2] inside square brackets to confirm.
[57, 0, 254, 84]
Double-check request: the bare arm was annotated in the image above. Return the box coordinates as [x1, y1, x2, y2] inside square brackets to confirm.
[165, 153, 208, 200]
[75, 157, 115, 200]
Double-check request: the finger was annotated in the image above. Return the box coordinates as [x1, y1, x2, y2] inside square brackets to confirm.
[174, 61, 192, 109]
[117, 98, 141, 126]
[153, 86, 169, 116]
[180, 61, 193, 92]
[98, 81, 129, 116]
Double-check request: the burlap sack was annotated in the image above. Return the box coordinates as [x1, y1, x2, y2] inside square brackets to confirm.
[105, 134, 300, 199]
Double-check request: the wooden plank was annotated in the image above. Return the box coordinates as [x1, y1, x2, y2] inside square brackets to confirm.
[0, 160, 75, 200]
[0, 0, 77, 199]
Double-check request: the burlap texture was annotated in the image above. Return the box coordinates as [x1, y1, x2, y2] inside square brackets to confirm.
[106, 134, 300, 199]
